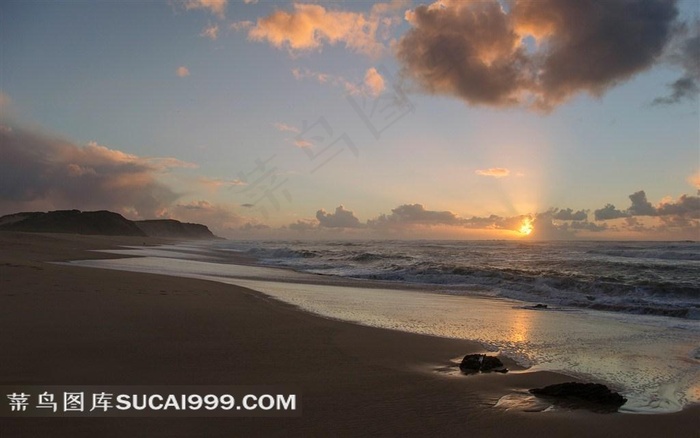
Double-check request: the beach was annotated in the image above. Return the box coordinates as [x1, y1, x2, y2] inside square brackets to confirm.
[1, 232, 698, 437]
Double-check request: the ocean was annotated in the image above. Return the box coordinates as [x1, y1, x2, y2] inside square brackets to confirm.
[222, 240, 700, 319]
[67, 239, 700, 414]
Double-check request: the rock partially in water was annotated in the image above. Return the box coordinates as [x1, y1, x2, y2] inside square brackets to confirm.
[529, 382, 627, 413]
[459, 354, 508, 373]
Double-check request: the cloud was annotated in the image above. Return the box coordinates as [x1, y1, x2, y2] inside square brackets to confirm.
[369, 203, 461, 226]
[653, 19, 700, 105]
[176, 66, 190, 77]
[181, 0, 227, 18]
[475, 167, 510, 178]
[230, 20, 254, 32]
[627, 190, 657, 216]
[240, 222, 270, 231]
[238, 1, 406, 56]
[656, 194, 700, 218]
[363, 67, 385, 97]
[594, 204, 629, 221]
[294, 139, 313, 149]
[283, 196, 699, 239]
[198, 176, 246, 190]
[0, 126, 184, 218]
[289, 219, 318, 231]
[167, 200, 243, 233]
[653, 77, 699, 105]
[366, 204, 531, 232]
[594, 190, 700, 222]
[292, 67, 387, 97]
[291, 67, 363, 95]
[530, 211, 607, 240]
[274, 122, 300, 133]
[397, 0, 678, 111]
[316, 205, 363, 228]
[550, 208, 588, 221]
[688, 170, 700, 189]
[200, 23, 219, 40]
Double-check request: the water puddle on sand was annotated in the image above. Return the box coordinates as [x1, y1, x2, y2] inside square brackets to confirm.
[67, 255, 700, 414]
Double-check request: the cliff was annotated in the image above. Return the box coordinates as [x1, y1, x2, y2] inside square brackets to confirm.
[134, 219, 217, 239]
[0, 210, 220, 239]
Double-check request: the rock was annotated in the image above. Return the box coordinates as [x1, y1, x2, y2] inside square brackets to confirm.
[459, 354, 507, 373]
[523, 303, 548, 310]
[529, 382, 627, 413]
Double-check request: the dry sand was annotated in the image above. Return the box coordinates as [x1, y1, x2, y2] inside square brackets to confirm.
[0, 232, 697, 437]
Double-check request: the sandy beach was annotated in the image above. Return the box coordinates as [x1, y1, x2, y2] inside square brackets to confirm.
[1, 232, 698, 437]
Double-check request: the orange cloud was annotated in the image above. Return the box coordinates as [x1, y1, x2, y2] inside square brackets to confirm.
[688, 170, 700, 189]
[364, 67, 385, 97]
[475, 168, 510, 178]
[291, 67, 385, 97]
[240, 2, 405, 56]
[200, 23, 219, 40]
[198, 177, 246, 191]
[176, 66, 190, 77]
[274, 122, 300, 133]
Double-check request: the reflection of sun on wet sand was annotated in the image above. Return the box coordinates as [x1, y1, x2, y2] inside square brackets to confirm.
[1, 232, 699, 437]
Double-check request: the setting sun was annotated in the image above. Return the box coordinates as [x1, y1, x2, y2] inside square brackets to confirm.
[519, 218, 534, 236]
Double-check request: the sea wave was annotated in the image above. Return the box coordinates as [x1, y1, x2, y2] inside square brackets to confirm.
[219, 240, 700, 319]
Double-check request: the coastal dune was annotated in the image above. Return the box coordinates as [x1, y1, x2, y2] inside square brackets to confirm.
[0, 232, 697, 437]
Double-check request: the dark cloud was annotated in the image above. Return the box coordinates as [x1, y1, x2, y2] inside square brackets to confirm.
[653, 76, 700, 105]
[653, 19, 700, 104]
[397, 1, 528, 107]
[628, 190, 657, 216]
[286, 192, 698, 239]
[551, 208, 589, 221]
[530, 213, 576, 240]
[316, 205, 363, 228]
[595, 190, 700, 223]
[397, 0, 678, 110]
[594, 204, 629, 221]
[530, 211, 607, 240]
[362, 204, 530, 232]
[0, 126, 182, 218]
[289, 219, 318, 231]
[462, 214, 527, 230]
[569, 221, 607, 232]
[368, 203, 461, 226]
[657, 194, 700, 218]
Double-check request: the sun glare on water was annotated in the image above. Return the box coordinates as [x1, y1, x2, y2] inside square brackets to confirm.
[519, 218, 534, 236]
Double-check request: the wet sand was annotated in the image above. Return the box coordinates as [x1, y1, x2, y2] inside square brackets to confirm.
[0, 232, 697, 437]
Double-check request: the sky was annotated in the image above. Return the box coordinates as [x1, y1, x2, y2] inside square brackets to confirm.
[1, 0, 699, 240]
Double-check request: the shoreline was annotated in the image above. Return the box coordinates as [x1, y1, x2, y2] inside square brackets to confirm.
[1, 232, 698, 437]
[65, 242, 700, 413]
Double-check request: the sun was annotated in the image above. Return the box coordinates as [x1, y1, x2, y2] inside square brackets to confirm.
[519, 218, 534, 236]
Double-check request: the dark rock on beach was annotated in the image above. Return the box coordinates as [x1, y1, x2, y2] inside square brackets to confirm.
[529, 382, 627, 413]
[459, 354, 507, 373]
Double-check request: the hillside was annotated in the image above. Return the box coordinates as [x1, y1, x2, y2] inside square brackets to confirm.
[0, 210, 219, 239]
[0, 210, 146, 236]
[135, 219, 217, 239]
